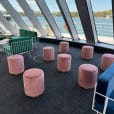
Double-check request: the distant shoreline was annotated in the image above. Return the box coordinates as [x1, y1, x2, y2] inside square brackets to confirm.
[2, 9, 112, 18]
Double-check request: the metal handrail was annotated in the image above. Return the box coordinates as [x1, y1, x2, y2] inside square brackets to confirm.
[15, 21, 113, 37]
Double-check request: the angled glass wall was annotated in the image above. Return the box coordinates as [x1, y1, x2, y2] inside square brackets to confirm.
[8, 0, 33, 31]
[0, 3, 9, 34]
[66, 0, 86, 41]
[45, 0, 71, 40]
[0, 22, 10, 34]
[0, 3, 18, 34]
[26, 0, 55, 38]
[91, 0, 113, 44]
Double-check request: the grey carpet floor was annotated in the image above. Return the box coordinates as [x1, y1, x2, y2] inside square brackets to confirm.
[0, 42, 103, 114]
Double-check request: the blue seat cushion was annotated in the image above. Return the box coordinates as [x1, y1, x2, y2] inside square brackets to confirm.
[96, 63, 114, 97]
[94, 63, 114, 113]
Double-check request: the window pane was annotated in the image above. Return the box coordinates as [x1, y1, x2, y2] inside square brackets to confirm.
[0, 22, 10, 34]
[26, 0, 55, 38]
[0, 3, 6, 12]
[91, 0, 113, 44]
[66, 0, 86, 41]
[0, 3, 18, 34]
[8, 0, 34, 31]
[45, 0, 71, 40]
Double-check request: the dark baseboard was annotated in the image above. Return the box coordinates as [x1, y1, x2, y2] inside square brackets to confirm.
[39, 37, 114, 54]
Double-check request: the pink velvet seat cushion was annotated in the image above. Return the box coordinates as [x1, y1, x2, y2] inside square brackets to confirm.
[100, 53, 114, 71]
[57, 54, 71, 72]
[59, 41, 69, 53]
[43, 46, 55, 61]
[78, 64, 98, 89]
[7, 54, 24, 75]
[23, 68, 45, 97]
[81, 45, 94, 60]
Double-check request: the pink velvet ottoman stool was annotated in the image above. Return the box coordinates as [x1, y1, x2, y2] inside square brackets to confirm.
[59, 41, 69, 53]
[100, 53, 114, 71]
[57, 54, 71, 72]
[78, 64, 98, 89]
[43, 46, 55, 61]
[23, 68, 45, 97]
[81, 45, 94, 60]
[7, 54, 24, 75]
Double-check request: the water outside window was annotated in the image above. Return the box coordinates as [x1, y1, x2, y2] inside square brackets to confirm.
[0, 0, 113, 43]
[26, 0, 55, 38]
[8, 0, 34, 31]
[91, 0, 113, 44]
[45, 0, 71, 40]
[66, 0, 86, 41]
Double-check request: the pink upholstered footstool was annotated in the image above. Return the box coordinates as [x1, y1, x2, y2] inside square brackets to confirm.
[78, 64, 98, 89]
[43, 46, 55, 61]
[59, 41, 69, 53]
[81, 45, 94, 60]
[23, 68, 44, 97]
[57, 54, 71, 72]
[100, 53, 114, 71]
[7, 55, 24, 75]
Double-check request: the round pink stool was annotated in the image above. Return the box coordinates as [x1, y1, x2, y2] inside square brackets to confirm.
[78, 64, 98, 89]
[43, 46, 55, 61]
[59, 41, 69, 53]
[81, 45, 94, 60]
[57, 54, 71, 72]
[7, 54, 24, 75]
[23, 68, 44, 97]
[100, 53, 114, 71]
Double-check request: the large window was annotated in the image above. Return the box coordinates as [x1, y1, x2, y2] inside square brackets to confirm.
[91, 0, 113, 44]
[45, 0, 71, 40]
[0, 3, 19, 34]
[8, 0, 33, 31]
[66, 0, 86, 41]
[0, 22, 10, 34]
[26, 0, 55, 37]
[0, 3, 6, 12]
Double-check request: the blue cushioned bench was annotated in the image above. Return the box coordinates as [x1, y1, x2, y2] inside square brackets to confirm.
[92, 63, 114, 114]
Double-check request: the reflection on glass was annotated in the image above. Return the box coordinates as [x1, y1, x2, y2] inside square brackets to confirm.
[91, 0, 113, 44]
[45, 0, 71, 39]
